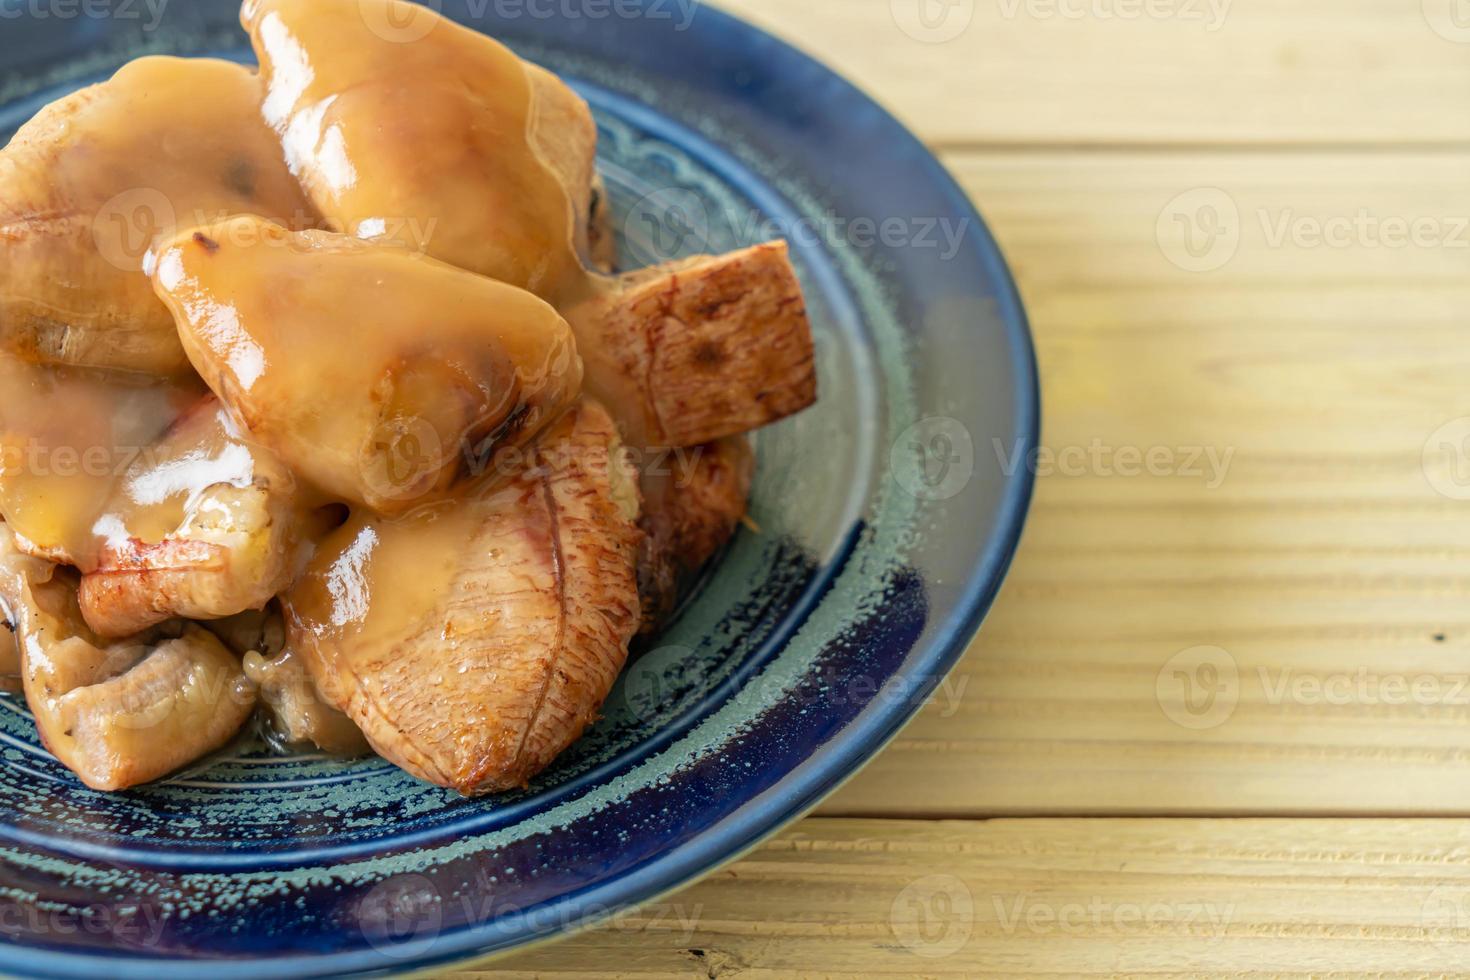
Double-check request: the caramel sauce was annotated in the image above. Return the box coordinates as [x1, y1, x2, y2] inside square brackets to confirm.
[280, 402, 641, 792]
[0, 354, 204, 569]
[280, 472, 540, 767]
[0, 351, 308, 584]
[2, 21, 593, 695]
[285, 486, 510, 678]
[96, 398, 284, 548]
[282, 400, 633, 692]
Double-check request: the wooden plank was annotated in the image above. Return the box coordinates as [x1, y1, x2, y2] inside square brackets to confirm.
[821, 150, 1470, 816]
[712, 0, 1470, 147]
[472, 817, 1470, 975]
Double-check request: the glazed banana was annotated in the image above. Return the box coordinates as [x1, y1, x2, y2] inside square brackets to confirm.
[244, 0, 816, 449]
[76, 399, 306, 639]
[0, 57, 316, 376]
[151, 216, 583, 516]
[0, 1, 823, 794]
[243, 0, 586, 299]
[204, 607, 371, 757]
[0, 351, 203, 568]
[0, 355, 305, 638]
[245, 646, 372, 758]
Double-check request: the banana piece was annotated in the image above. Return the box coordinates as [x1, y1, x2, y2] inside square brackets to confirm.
[151, 216, 583, 516]
[243, 0, 585, 300]
[244, 648, 371, 758]
[0, 351, 203, 569]
[244, 0, 816, 449]
[0, 526, 256, 791]
[76, 399, 306, 639]
[206, 607, 370, 757]
[0, 56, 317, 376]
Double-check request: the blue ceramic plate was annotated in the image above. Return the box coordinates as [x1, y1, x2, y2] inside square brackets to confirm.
[0, 2, 1036, 976]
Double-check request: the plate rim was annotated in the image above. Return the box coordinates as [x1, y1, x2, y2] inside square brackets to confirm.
[0, 2, 1040, 976]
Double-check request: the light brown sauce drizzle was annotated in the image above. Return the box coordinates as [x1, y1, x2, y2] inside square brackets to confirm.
[285, 484, 517, 667]
[0, 354, 208, 570]
[233, 0, 666, 693]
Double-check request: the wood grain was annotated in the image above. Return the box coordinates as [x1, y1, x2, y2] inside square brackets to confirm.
[469, 4, 1470, 975]
[476, 817, 1470, 975]
[821, 150, 1470, 816]
[713, 0, 1470, 147]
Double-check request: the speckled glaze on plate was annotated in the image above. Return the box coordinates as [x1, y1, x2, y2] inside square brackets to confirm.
[0, 2, 1037, 976]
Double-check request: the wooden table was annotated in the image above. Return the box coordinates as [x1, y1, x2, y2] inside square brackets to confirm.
[475, 1, 1470, 973]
